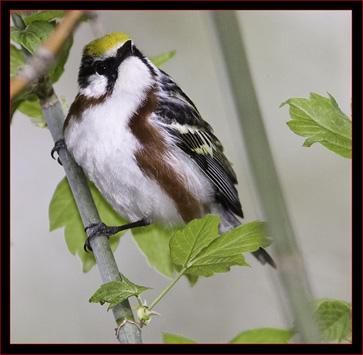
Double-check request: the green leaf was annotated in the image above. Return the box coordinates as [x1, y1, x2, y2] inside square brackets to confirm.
[149, 50, 176, 68]
[189, 221, 270, 276]
[11, 15, 73, 84]
[132, 223, 180, 278]
[49, 177, 91, 270]
[10, 87, 33, 121]
[23, 10, 66, 26]
[220, 221, 271, 253]
[10, 44, 25, 76]
[10, 27, 23, 46]
[11, 99, 23, 121]
[12, 93, 48, 127]
[174, 264, 199, 287]
[170, 215, 220, 268]
[19, 21, 56, 54]
[229, 328, 294, 344]
[163, 333, 197, 344]
[132, 219, 201, 285]
[10, 43, 45, 124]
[10, 43, 24, 67]
[17, 94, 46, 127]
[281, 93, 351, 159]
[49, 177, 128, 272]
[186, 247, 248, 277]
[170, 217, 270, 277]
[89, 273, 151, 311]
[312, 298, 351, 343]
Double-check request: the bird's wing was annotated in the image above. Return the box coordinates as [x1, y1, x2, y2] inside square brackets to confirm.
[155, 71, 243, 218]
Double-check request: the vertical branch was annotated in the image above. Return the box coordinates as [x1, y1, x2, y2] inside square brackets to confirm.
[11, 11, 142, 344]
[209, 11, 320, 343]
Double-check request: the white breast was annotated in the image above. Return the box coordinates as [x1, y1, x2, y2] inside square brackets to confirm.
[64, 57, 188, 226]
[67, 105, 190, 227]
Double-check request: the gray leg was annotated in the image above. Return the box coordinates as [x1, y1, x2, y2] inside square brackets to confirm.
[84, 219, 151, 252]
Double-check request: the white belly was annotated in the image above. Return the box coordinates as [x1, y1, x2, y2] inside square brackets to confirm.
[64, 103, 185, 226]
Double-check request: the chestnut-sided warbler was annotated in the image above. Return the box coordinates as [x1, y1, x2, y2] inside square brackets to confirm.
[59, 32, 275, 267]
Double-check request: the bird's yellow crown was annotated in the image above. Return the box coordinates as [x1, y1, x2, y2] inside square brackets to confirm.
[83, 32, 131, 56]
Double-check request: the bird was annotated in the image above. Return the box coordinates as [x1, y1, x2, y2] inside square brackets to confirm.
[58, 32, 275, 268]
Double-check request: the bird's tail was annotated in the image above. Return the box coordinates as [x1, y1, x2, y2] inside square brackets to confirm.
[214, 206, 276, 269]
[252, 247, 277, 269]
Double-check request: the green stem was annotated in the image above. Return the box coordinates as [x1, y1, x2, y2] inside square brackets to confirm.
[136, 295, 143, 307]
[149, 268, 187, 310]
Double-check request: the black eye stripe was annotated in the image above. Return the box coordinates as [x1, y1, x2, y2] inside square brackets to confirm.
[95, 60, 111, 75]
[78, 41, 134, 89]
[94, 57, 116, 76]
[93, 41, 133, 76]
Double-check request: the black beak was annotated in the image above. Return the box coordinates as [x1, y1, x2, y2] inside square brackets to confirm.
[116, 40, 133, 64]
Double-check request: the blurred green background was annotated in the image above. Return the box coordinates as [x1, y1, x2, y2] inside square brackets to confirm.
[10, 10, 351, 343]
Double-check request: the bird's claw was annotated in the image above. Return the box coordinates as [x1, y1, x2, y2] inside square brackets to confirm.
[84, 223, 110, 253]
[51, 138, 66, 165]
[84, 238, 93, 253]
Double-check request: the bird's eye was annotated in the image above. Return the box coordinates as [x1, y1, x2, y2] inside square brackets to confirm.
[95, 61, 109, 75]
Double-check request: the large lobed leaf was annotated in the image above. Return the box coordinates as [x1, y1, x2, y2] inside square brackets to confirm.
[169, 215, 220, 268]
[170, 216, 271, 277]
[281, 93, 351, 159]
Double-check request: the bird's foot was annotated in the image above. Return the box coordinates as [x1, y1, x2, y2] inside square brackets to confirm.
[84, 219, 151, 252]
[51, 138, 66, 165]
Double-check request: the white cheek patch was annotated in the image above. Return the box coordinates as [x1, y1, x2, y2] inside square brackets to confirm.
[79, 74, 108, 98]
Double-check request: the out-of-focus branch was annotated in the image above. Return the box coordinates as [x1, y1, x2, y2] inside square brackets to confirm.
[84, 10, 106, 38]
[209, 11, 320, 343]
[10, 10, 85, 101]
